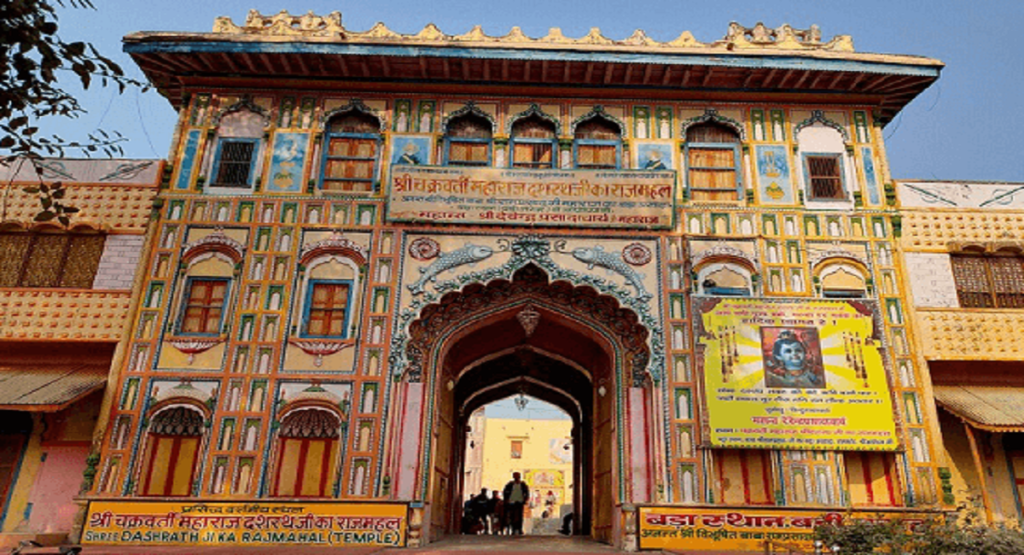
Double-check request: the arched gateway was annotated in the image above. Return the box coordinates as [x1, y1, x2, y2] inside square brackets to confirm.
[391, 264, 657, 546]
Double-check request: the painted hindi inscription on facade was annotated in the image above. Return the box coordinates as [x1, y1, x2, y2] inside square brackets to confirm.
[82, 501, 407, 547]
[638, 507, 931, 552]
[387, 166, 675, 229]
[696, 298, 898, 451]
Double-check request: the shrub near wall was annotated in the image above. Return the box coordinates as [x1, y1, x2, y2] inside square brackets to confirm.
[814, 510, 1024, 555]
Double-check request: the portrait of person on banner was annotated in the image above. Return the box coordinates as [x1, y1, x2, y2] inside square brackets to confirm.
[761, 327, 825, 389]
[391, 136, 431, 166]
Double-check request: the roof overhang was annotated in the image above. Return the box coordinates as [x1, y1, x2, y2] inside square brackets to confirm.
[0, 363, 109, 412]
[934, 385, 1024, 433]
[124, 33, 942, 123]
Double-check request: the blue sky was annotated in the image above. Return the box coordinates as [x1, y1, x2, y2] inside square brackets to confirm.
[49, 0, 1023, 181]
[485, 396, 571, 420]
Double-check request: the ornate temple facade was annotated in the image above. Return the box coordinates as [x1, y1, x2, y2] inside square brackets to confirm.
[75, 13, 950, 552]
[0, 159, 160, 547]
[899, 179, 1024, 525]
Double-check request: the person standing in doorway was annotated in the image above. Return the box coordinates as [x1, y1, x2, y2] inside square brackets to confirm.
[502, 471, 530, 535]
[489, 490, 504, 535]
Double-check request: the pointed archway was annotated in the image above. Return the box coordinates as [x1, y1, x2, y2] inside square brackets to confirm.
[392, 264, 654, 547]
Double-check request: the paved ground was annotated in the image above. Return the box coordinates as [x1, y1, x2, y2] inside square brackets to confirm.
[71, 536, 628, 555]
[401, 535, 622, 553]
[47, 539, 781, 555]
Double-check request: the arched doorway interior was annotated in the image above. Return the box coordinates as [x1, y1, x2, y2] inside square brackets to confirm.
[399, 264, 652, 545]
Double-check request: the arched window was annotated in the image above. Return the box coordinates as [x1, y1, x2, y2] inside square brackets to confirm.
[444, 113, 492, 166]
[139, 406, 204, 496]
[818, 262, 868, 299]
[696, 261, 754, 296]
[175, 239, 239, 337]
[210, 108, 264, 190]
[685, 122, 741, 201]
[270, 409, 342, 497]
[796, 120, 851, 202]
[295, 236, 365, 341]
[574, 117, 621, 169]
[510, 115, 557, 169]
[321, 110, 382, 193]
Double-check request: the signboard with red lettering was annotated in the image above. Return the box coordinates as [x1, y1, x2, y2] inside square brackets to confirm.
[638, 507, 934, 552]
[82, 500, 407, 547]
[387, 166, 675, 229]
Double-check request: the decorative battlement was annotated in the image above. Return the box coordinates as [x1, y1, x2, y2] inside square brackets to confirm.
[212, 11, 854, 52]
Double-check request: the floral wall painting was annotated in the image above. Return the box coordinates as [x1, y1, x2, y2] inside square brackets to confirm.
[267, 133, 309, 193]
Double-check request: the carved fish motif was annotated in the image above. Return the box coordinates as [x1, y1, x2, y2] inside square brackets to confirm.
[572, 246, 650, 301]
[408, 244, 493, 294]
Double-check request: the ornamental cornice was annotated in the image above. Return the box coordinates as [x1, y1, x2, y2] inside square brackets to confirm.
[808, 248, 868, 269]
[211, 13, 855, 53]
[690, 244, 758, 268]
[182, 230, 245, 264]
[299, 233, 369, 266]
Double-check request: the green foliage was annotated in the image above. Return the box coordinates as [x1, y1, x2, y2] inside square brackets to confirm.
[814, 506, 1024, 555]
[21, 180, 78, 226]
[1, 0, 146, 159]
[2, 0, 149, 225]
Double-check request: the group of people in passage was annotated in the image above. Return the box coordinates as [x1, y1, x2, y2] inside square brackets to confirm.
[463, 472, 530, 535]
[463, 472, 574, 536]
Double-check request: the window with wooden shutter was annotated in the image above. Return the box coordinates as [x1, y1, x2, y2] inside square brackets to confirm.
[686, 122, 741, 201]
[322, 111, 381, 193]
[574, 117, 621, 169]
[805, 154, 845, 200]
[304, 281, 352, 338]
[445, 114, 492, 166]
[951, 252, 1024, 308]
[511, 116, 556, 169]
[180, 278, 229, 335]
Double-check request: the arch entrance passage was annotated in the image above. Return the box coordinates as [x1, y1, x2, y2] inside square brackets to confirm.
[397, 264, 653, 546]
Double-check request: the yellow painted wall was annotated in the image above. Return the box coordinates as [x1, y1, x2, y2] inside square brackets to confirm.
[478, 417, 573, 512]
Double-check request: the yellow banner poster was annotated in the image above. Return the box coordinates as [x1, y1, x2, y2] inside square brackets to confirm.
[696, 298, 898, 451]
[387, 165, 675, 229]
[638, 507, 933, 552]
[82, 500, 406, 547]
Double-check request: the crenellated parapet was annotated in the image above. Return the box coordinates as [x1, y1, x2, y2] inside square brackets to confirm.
[211, 11, 854, 53]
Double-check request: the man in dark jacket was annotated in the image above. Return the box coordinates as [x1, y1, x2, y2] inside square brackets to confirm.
[502, 472, 529, 535]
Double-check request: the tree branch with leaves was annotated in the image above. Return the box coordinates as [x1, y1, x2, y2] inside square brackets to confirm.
[1, 0, 149, 224]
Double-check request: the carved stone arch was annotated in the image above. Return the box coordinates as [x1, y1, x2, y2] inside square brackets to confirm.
[403, 263, 651, 386]
[211, 97, 271, 128]
[809, 251, 869, 275]
[277, 406, 343, 439]
[147, 402, 209, 433]
[691, 245, 759, 273]
[570, 105, 625, 138]
[441, 101, 496, 134]
[794, 110, 851, 144]
[813, 256, 870, 297]
[505, 103, 561, 136]
[181, 230, 245, 266]
[299, 233, 369, 268]
[319, 99, 384, 132]
[680, 108, 746, 141]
